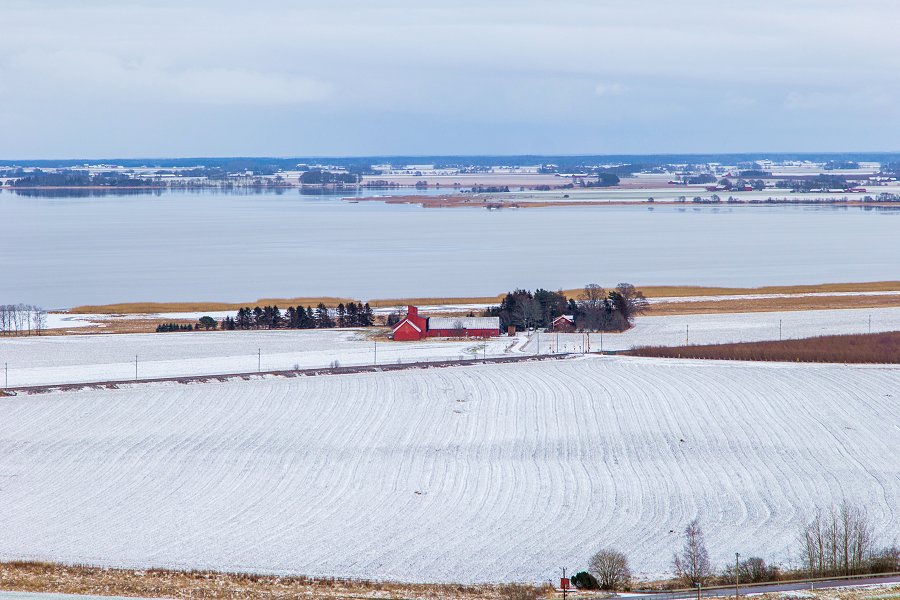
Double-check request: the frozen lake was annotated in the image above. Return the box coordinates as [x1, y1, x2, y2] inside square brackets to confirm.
[2, 189, 899, 307]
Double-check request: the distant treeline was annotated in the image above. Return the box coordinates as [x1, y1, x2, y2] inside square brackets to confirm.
[8, 170, 163, 187]
[4, 153, 900, 172]
[299, 170, 361, 185]
[0, 304, 47, 336]
[583, 173, 621, 187]
[220, 302, 375, 330]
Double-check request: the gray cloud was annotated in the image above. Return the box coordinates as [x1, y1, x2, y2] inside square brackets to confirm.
[1, 0, 898, 157]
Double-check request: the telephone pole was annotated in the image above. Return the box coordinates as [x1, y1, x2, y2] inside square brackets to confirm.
[735, 552, 740, 599]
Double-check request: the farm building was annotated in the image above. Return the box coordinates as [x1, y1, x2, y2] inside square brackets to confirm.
[392, 306, 501, 341]
[550, 315, 576, 332]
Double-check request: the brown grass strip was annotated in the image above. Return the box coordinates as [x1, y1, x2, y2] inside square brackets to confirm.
[626, 331, 900, 364]
[65, 282, 900, 315]
[0, 561, 549, 600]
[646, 294, 900, 316]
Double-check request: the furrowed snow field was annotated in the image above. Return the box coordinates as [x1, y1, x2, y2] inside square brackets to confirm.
[3, 307, 899, 387]
[0, 356, 897, 582]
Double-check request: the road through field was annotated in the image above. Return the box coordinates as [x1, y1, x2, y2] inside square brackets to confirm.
[1, 356, 897, 583]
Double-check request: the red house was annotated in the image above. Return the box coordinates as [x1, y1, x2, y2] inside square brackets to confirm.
[392, 306, 501, 341]
[550, 314, 576, 332]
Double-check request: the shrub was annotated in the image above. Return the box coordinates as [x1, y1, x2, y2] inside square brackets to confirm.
[571, 571, 599, 589]
[498, 583, 544, 600]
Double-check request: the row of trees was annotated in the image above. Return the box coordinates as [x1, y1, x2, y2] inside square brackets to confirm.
[221, 302, 375, 331]
[0, 304, 47, 336]
[485, 283, 648, 332]
[155, 323, 195, 332]
[9, 169, 163, 187]
[570, 503, 898, 592]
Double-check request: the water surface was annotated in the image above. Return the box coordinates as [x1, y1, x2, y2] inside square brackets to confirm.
[2, 189, 898, 307]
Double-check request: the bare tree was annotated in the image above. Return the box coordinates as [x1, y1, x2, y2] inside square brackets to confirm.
[609, 283, 649, 324]
[0, 304, 47, 336]
[673, 518, 713, 586]
[513, 297, 541, 330]
[800, 501, 875, 577]
[451, 318, 466, 338]
[578, 283, 606, 310]
[33, 306, 47, 335]
[590, 548, 632, 590]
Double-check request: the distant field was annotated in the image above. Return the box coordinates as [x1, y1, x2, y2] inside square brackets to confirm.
[647, 294, 900, 316]
[66, 281, 900, 314]
[627, 331, 900, 363]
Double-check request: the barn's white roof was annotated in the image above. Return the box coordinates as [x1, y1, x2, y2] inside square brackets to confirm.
[392, 318, 422, 333]
[427, 316, 500, 330]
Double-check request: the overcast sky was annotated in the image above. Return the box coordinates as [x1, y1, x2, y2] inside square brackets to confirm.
[2, 0, 899, 158]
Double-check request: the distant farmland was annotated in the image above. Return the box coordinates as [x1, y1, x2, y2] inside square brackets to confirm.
[627, 331, 900, 363]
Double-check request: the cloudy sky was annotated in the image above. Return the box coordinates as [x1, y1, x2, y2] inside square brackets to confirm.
[2, 0, 899, 158]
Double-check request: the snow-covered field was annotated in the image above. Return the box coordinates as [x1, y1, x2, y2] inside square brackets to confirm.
[4, 308, 900, 387]
[0, 356, 897, 582]
[531, 307, 900, 354]
[0, 329, 525, 387]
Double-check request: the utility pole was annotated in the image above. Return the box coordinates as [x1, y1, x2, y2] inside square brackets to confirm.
[686, 324, 690, 345]
[562, 567, 568, 600]
[735, 552, 740, 599]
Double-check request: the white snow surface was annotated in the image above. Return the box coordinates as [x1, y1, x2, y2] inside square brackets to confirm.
[4, 308, 900, 387]
[529, 307, 900, 354]
[0, 329, 523, 387]
[0, 356, 897, 582]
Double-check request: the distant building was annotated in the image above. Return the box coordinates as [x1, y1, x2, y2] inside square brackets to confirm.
[392, 306, 501, 341]
[550, 315, 576, 332]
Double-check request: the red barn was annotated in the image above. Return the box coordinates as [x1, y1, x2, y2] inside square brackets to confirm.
[391, 306, 501, 341]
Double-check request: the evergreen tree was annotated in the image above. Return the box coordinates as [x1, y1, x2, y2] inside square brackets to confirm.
[315, 303, 335, 328]
[346, 302, 359, 326]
